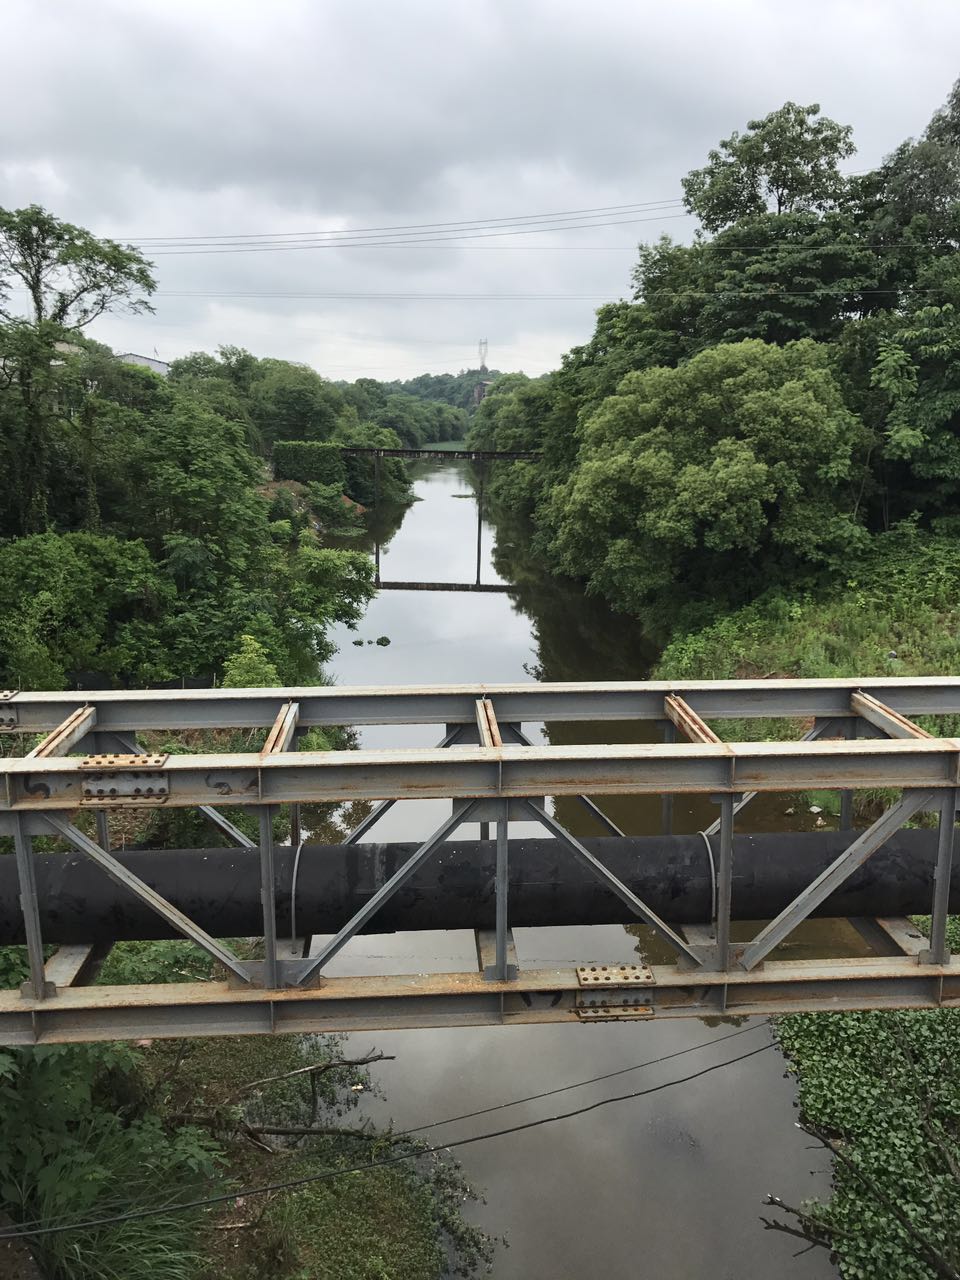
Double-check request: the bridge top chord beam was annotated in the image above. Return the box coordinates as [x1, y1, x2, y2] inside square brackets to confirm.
[336, 447, 540, 461]
[6, 677, 960, 734]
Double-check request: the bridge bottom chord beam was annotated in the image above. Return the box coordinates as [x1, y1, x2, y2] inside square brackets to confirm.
[2, 950, 959, 1046]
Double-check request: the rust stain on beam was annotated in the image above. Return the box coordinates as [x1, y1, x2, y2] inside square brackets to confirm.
[474, 698, 502, 749]
[262, 700, 299, 755]
[664, 694, 722, 745]
[25, 705, 96, 758]
[852, 691, 932, 740]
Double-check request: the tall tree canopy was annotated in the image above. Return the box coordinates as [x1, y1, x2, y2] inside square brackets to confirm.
[681, 102, 856, 231]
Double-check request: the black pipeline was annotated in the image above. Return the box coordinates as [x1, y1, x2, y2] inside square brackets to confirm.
[0, 830, 956, 945]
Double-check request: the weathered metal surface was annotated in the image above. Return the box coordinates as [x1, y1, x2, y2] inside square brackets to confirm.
[575, 1001, 655, 1022]
[7, 676, 960, 733]
[7, 737, 960, 810]
[850, 691, 932, 740]
[43, 944, 107, 989]
[261, 701, 299, 755]
[2, 678, 960, 1041]
[663, 695, 722, 745]
[2, 954, 959, 1045]
[577, 964, 655, 986]
[26, 705, 97, 759]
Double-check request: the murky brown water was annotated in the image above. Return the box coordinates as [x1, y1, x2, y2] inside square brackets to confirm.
[319, 458, 841, 1279]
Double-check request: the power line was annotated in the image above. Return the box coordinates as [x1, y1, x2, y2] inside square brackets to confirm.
[0, 1038, 774, 1241]
[366, 1020, 768, 1138]
[1, 1013, 768, 1233]
[143, 212, 692, 255]
[124, 199, 686, 244]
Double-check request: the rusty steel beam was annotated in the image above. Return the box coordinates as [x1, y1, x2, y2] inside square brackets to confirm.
[851, 690, 932, 740]
[2, 952, 960, 1046]
[663, 695, 722, 745]
[4, 737, 960, 812]
[8, 677, 960, 734]
[25, 705, 96, 758]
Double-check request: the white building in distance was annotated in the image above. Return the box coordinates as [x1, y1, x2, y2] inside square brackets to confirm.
[118, 352, 170, 377]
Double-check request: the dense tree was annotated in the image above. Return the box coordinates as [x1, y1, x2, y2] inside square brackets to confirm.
[541, 340, 869, 613]
[0, 205, 154, 328]
[682, 102, 855, 231]
[0, 206, 155, 532]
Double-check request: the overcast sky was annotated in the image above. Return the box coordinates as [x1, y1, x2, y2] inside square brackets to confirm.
[1, 0, 958, 381]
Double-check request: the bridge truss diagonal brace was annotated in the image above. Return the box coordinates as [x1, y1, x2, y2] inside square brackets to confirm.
[298, 801, 479, 984]
[521, 800, 701, 967]
[501, 722, 625, 838]
[43, 815, 254, 984]
[343, 725, 467, 844]
[110, 730, 256, 849]
[702, 718, 834, 838]
[738, 788, 938, 971]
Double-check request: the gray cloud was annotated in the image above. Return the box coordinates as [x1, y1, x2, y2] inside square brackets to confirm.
[1, 0, 958, 378]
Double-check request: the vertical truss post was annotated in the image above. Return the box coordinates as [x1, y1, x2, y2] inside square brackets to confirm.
[484, 802, 515, 981]
[374, 450, 381, 585]
[661, 720, 675, 835]
[94, 732, 110, 852]
[713, 794, 735, 971]
[840, 720, 857, 829]
[475, 460, 485, 586]
[259, 807, 279, 988]
[13, 815, 50, 999]
[299, 802, 476, 982]
[923, 788, 957, 965]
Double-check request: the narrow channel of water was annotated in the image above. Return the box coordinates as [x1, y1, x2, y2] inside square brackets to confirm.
[321, 458, 839, 1279]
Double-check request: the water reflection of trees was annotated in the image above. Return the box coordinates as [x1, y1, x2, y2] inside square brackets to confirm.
[489, 506, 658, 684]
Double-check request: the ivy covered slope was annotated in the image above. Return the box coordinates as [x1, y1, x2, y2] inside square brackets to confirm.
[472, 84, 960, 1280]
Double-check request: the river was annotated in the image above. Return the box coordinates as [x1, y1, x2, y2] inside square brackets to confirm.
[320, 456, 840, 1280]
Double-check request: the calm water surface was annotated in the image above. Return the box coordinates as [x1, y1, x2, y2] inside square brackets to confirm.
[318, 459, 839, 1280]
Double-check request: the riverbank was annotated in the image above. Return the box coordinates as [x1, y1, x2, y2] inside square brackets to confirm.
[648, 534, 960, 1277]
[0, 936, 495, 1280]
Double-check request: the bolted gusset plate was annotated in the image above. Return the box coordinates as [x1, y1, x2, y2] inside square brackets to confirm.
[0, 691, 17, 730]
[80, 753, 168, 769]
[80, 794, 168, 808]
[81, 769, 168, 803]
[577, 963, 654, 986]
[575, 997, 654, 1022]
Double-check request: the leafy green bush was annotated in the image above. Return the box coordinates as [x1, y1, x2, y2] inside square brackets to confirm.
[0, 1044, 221, 1280]
[273, 441, 346, 486]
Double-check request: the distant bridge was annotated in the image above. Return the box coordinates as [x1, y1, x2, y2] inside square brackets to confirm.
[338, 446, 539, 592]
[1, 677, 959, 1044]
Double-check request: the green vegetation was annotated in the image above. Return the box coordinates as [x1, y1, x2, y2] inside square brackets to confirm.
[777, 985, 960, 1279]
[471, 87, 960, 629]
[472, 81, 960, 1279]
[0, 206, 502, 1276]
[0, 986, 496, 1280]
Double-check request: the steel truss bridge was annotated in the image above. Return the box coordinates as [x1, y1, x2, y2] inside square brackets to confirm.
[339, 446, 538, 592]
[1, 678, 959, 1046]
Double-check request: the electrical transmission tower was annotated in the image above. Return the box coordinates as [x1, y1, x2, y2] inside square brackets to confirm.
[478, 338, 488, 372]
